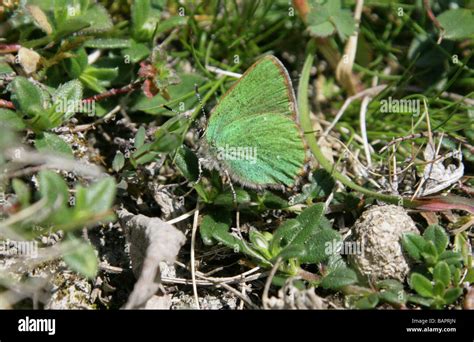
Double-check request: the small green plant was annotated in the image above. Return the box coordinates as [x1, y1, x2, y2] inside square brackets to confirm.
[306, 0, 356, 40]
[344, 224, 472, 309]
[200, 203, 358, 290]
[6, 170, 116, 278]
[8, 77, 84, 132]
[402, 225, 467, 308]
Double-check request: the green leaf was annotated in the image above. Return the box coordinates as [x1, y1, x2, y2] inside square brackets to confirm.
[452, 267, 461, 285]
[35, 132, 73, 156]
[331, 10, 356, 40]
[54, 18, 90, 40]
[151, 131, 182, 153]
[131, 142, 160, 165]
[320, 267, 358, 289]
[249, 230, 272, 260]
[443, 287, 462, 305]
[10, 77, 47, 117]
[423, 224, 449, 255]
[122, 40, 151, 64]
[74, 177, 116, 218]
[0, 62, 14, 75]
[433, 280, 445, 297]
[112, 151, 125, 172]
[410, 273, 434, 298]
[269, 203, 340, 264]
[0, 109, 25, 130]
[83, 66, 118, 83]
[38, 170, 69, 207]
[213, 189, 251, 207]
[52, 79, 83, 120]
[155, 16, 187, 34]
[454, 232, 470, 265]
[79, 73, 106, 93]
[296, 202, 325, 228]
[421, 241, 439, 266]
[376, 279, 404, 292]
[62, 238, 98, 279]
[401, 233, 427, 262]
[80, 4, 113, 33]
[64, 48, 89, 78]
[132, 0, 150, 34]
[439, 250, 463, 266]
[298, 228, 341, 264]
[270, 219, 300, 255]
[407, 295, 434, 307]
[379, 290, 406, 306]
[83, 73, 111, 93]
[149, 115, 188, 153]
[52, 0, 89, 26]
[325, 253, 347, 272]
[290, 169, 335, 205]
[433, 261, 451, 287]
[307, 4, 333, 37]
[35, 170, 72, 226]
[12, 179, 31, 208]
[273, 203, 341, 264]
[134, 126, 147, 148]
[131, 0, 159, 41]
[258, 191, 289, 209]
[52, 0, 71, 27]
[175, 145, 199, 182]
[354, 293, 379, 309]
[306, 0, 355, 40]
[308, 21, 334, 38]
[200, 211, 232, 246]
[199, 211, 269, 265]
[465, 267, 474, 284]
[437, 9, 474, 41]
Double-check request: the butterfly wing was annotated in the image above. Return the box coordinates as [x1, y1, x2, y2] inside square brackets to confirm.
[205, 56, 305, 187]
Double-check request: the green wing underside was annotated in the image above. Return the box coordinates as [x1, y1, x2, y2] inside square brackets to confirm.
[206, 56, 296, 137]
[205, 56, 305, 187]
[212, 113, 305, 186]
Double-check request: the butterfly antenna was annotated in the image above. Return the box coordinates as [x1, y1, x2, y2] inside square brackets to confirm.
[223, 169, 237, 206]
[194, 84, 209, 137]
[179, 157, 205, 199]
[180, 161, 202, 198]
[194, 84, 208, 117]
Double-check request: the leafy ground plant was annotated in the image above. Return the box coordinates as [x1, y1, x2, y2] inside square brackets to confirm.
[0, 0, 473, 310]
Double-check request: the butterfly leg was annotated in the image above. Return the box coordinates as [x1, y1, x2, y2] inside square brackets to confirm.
[223, 169, 237, 206]
[178, 157, 204, 199]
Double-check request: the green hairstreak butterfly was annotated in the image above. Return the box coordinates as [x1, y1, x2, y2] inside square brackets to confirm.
[201, 55, 306, 189]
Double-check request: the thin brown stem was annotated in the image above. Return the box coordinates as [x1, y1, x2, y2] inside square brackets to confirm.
[0, 44, 21, 53]
[0, 80, 144, 111]
[423, 0, 442, 30]
[82, 81, 142, 103]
